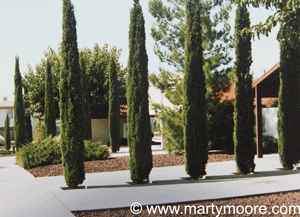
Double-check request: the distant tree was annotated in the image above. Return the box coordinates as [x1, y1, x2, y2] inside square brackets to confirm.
[23, 45, 127, 122]
[60, 0, 85, 188]
[148, 0, 234, 153]
[86, 44, 127, 118]
[183, 0, 208, 179]
[79, 50, 92, 140]
[33, 120, 45, 142]
[24, 87, 33, 143]
[233, 4, 255, 174]
[14, 56, 26, 150]
[234, 0, 300, 48]
[23, 48, 61, 120]
[44, 59, 56, 137]
[277, 25, 300, 170]
[109, 56, 120, 153]
[4, 113, 11, 150]
[127, 0, 153, 184]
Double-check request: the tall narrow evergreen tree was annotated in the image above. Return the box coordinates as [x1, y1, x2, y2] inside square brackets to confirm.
[24, 87, 33, 143]
[60, 0, 85, 188]
[4, 113, 11, 151]
[233, 4, 255, 174]
[14, 56, 26, 150]
[183, 0, 208, 179]
[44, 59, 56, 137]
[127, 0, 153, 184]
[277, 26, 300, 170]
[109, 56, 120, 153]
[79, 52, 92, 140]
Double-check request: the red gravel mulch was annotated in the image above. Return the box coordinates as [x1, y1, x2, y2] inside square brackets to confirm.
[25, 153, 234, 178]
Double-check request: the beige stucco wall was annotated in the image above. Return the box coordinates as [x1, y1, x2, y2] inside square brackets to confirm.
[92, 118, 127, 144]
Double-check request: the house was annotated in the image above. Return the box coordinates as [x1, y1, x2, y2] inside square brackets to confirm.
[91, 105, 128, 143]
[0, 97, 14, 140]
[91, 86, 167, 144]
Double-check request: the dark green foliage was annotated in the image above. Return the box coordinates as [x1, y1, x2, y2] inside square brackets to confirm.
[183, 0, 208, 179]
[262, 135, 278, 154]
[127, 0, 153, 184]
[24, 87, 33, 143]
[44, 59, 56, 137]
[79, 51, 92, 140]
[109, 57, 120, 153]
[60, 0, 85, 188]
[0, 140, 4, 146]
[277, 25, 300, 170]
[16, 137, 109, 169]
[233, 4, 255, 174]
[14, 56, 26, 151]
[4, 113, 11, 150]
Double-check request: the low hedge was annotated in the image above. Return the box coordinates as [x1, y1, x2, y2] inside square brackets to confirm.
[0, 150, 11, 155]
[0, 140, 5, 146]
[16, 137, 109, 169]
[263, 135, 278, 154]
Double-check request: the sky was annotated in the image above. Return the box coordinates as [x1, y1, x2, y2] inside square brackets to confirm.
[0, 0, 279, 102]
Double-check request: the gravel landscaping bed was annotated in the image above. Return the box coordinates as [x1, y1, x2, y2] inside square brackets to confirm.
[25, 153, 234, 177]
[73, 190, 300, 216]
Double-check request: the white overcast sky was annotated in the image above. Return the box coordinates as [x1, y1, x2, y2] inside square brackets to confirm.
[0, 0, 279, 101]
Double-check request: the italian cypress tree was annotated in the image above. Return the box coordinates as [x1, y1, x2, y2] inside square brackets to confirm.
[60, 0, 85, 188]
[183, 0, 208, 179]
[4, 113, 11, 151]
[109, 56, 120, 153]
[24, 87, 33, 143]
[14, 56, 26, 150]
[79, 52, 92, 140]
[233, 4, 255, 174]
[44, 59, 56, 137]
[127, 0, 153, 184]
[277, 26, 300, 170]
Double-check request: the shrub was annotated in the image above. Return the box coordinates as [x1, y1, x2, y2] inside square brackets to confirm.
[84, 140, 109, 161]
[263, 135, 278, 154]
[33, 120, 45, 142]
[0, 140, 5, 146]
[0, 150, 11, 155]
[16, 136, 61, 169]
[16, 137, 109, 169]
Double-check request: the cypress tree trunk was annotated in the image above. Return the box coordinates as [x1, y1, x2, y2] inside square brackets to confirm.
[277, 26, 300, 170]
[44, 59, 56, 137]
[14, 56, 26, 150]
[24, 87, 33, 143]
[183, 0, 208, 179]
[109, 57, 120, 153]
[233, 4, 255, 174]
[79, 53, 92, 140]
[127, 0, 153, 184]
[60, 0, 85, 188]
[4, 113, 11, 151]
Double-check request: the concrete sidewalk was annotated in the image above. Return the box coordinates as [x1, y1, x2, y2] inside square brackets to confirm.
[1, 154, 300, 216]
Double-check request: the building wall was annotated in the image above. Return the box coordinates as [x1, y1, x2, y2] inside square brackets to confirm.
[92, 118, 127, 144]
[262, 107, 278, 139]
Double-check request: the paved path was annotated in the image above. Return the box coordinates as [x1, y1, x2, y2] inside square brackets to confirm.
[1, 153, 300, 216]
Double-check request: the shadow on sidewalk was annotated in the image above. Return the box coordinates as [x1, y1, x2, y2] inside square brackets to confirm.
[69, 168, 300, 190]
